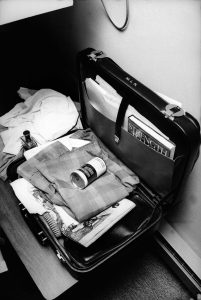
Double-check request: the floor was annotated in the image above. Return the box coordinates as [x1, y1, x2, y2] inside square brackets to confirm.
[0, 232, 193, 300]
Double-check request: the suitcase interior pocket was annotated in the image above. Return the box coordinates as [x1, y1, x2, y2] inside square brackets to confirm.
[84, 100, 177, 197]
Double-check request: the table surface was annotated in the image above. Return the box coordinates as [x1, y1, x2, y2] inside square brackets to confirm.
[0, 179, 77, 300]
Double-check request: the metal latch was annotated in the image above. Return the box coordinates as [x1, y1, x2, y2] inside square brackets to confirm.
[56, 250, 66, 263]
[114, 134, 120, 144]
[162, 104, 185, 121]
[87, 50, 106, 62]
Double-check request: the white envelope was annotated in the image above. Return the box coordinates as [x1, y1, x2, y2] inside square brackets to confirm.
[85, 78, 121, 122]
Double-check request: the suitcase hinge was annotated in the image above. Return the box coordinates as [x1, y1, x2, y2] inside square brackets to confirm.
[87, 50, 106, 62]
[162, 104, 185, 121]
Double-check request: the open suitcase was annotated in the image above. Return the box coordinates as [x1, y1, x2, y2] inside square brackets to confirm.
[7, 48, 200, 278]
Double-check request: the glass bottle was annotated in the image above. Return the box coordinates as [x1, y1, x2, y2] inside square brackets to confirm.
[20, 130, 37, 151]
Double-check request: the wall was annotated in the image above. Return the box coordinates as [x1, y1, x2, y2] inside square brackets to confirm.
[67, 0, 201, 119]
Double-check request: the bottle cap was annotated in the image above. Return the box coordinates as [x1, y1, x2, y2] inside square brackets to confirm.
[23, 130, 30, 136]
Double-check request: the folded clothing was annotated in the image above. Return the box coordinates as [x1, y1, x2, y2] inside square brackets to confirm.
[0, 124, 25, 180]
[10, 177, 75, 237]
[0, 88, 82, 155]
[17, 133, 139, 222]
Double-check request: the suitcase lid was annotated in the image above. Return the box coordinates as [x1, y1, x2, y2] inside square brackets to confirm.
[77, 48, 200, 204]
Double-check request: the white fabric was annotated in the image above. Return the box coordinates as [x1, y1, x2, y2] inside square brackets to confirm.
[10, 178, 47, 215]
[10, 177, 78, 240]
[0, 250, 8, 274]
[24, 137, 90, 160]
[0, 89, 81, 155]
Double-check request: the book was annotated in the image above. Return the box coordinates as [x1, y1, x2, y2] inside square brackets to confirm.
[60, 199, 136, 247]
[128, 115, 176, 159]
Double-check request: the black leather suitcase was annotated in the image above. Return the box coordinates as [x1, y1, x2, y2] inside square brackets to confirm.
[7, 48, 201, 278]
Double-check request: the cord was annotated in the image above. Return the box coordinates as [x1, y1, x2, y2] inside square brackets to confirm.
[101, 0, 129, 31]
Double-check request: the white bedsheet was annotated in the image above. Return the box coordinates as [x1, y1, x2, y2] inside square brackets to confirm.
[0, 88, 82, 155]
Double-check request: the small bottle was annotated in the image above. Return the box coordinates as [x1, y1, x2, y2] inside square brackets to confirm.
[71, 157, 107, 189]
[21, 130, 37, 151]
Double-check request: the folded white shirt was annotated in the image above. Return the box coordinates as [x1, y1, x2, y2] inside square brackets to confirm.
[10, 178, 47, 215]
[10, 178, 76, 226]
